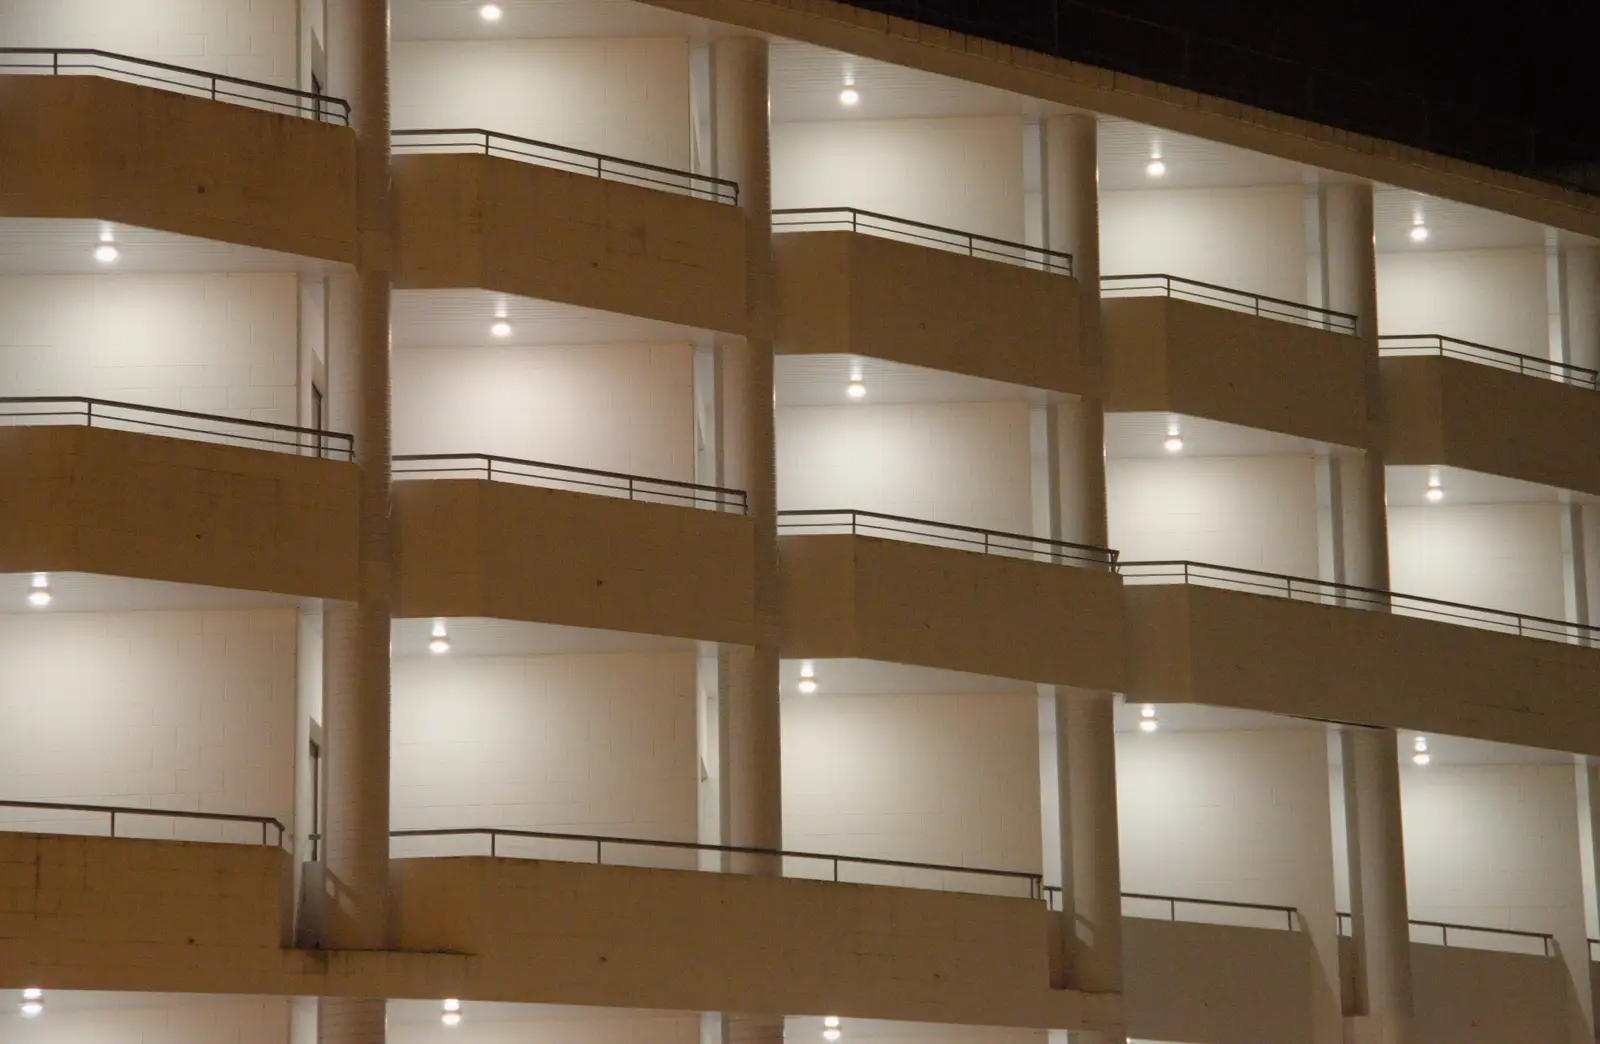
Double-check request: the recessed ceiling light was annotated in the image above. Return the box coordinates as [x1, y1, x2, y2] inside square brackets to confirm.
[846, 380, 866, 400]
[1425, 473, 1443, 503]
[479, 3, 503, 22]
[1409, 224, 1429, 243]
[1138, 704, 1159, 732]
[93, 243, 119, 263]
[798, 678, 818, 695]
[1145, 158, 1167, 178]
[1163, 435, 1183, 453]
[20, 1000, 42, 1019]
[839, 86, 860, 107]
[27, 573, 50, 608]
[1412, 736, 1431, 765]
[490, 319, 512, 338]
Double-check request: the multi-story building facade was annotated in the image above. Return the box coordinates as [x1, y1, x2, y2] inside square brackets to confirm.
[0, 2, 1596, 1043]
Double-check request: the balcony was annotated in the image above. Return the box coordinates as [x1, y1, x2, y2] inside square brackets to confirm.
[1381, 334, 1600, 494]
[390, 830, 1103, 1030]
[1102, 274, 1369, 447]
[393, 454, 755, 644]
[0, 50, 356, 262]
[391, 129, 746, 333]
[0, 399, 358, 597]
[1121, 561, 1600, 754]
[772, 208, 1088, 392]
[779, 510, 1124, 690]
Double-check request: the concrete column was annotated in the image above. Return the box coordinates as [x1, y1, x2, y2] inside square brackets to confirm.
[1320, 183, 1390, 594]
[1033, 117, 1121, 1034]
[711, 37, 782, 874]
[1341, 727, 1415, 1044]
[1577, 757, 1600, 1028]
[1565, 245, 1600, 373]
[314, 11, 391, 1028]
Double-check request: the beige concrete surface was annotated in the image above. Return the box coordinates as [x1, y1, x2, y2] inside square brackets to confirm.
[0, 426, 358, 598]
[393, 479, 756, 645]
[392, 153, 747, 334]
[774, 230, 1091, 395]
[0, 76, 357, 263]
[782, 534, 1125, 690]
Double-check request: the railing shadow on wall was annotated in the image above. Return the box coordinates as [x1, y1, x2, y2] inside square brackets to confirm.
[391, 128, 739, 204]
[778, 509, 1119, 570]
[1120, 559, 1600, 648]
[1339, 911, 1556, 958]
[1101, 273, 1360, 335]
[389, 827, 1043, 899]
[1379, 334, 1600, 390]
[0, 396, 354, 460]
[0, 48, 350, 123]
[773, 207, 1075, 276]
[0, 799, 286, 847]
[393, 453, 748, 513]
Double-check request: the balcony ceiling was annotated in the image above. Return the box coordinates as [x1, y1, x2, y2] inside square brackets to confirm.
[1386, 464, 1597, 508]
[392, 0, 710, 40]
[1374, 188, 1554, 252]
[393, 289, 699, 348]
[0, 219, 330, 275]
[392, 617, 693, 658]
[0, 573, 299, 616]
[777, 355, 1038, 408]
[1106, 412, 1354, 460]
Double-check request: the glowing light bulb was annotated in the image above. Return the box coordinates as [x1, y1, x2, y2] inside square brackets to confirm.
[21, 990, 41, 1001]
[1412, 736, 1430, 765]
[27, 589, 51, 608]
[428, 636, 450, 655]
[1139, 705, 1159, 732]
[839, 87, 860, 107]
[824, 1017, 841, 1029]
[1409, 224, 1429, 243]
[442, 999, 461, 1013]
[479, 3, 503, 22]
[93, 243, 119, 263]
[1145, 158, 1167, 178]
[798, 677, 818, 695]
[1163, 436, 1184, 453]
[846, 380, 866, 400]
[442, 1011, 462, 1027]
[490, 319, 512, 338]
[20, 1001, 42, 1019]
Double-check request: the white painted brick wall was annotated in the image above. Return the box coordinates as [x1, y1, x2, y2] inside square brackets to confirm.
[1389, 502, 1568, 620]
[778, 401, 1034, 535]
[1107, 454, 1321, 575]
[0, 0, 298, 89]
[392, 344, 694, 481]
[0, 609, 298, 843]
[1378, 248, 1549, 357]
[390, 651, 698, 864]
[0, 274, 299, 428]
[782, 692, 1041, 893]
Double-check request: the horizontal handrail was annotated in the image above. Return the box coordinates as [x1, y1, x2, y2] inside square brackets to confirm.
[773, 207, 1074, 276]
[777, 508, 1119, 569]
[1119, 559, 1600, 647]
[1340, 911, 1555, 957]
[0, 48, 349, 124]
[393, 453, 747, 512]
[0, 396, 354, 460]
[1102, 273, 1359, 335]
[390, 827, 1042, 898]
[1047, 886, 1300, 930]
[1379, 334, 1599, 390]
[392, 128, 738, 204]
[0, 799, 285, 847]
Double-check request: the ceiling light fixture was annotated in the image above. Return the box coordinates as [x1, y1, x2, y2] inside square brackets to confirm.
[428, 618, 451, 655]
[798, 661, 818, 695]
[490, 318, 512, 338]
[1412, 736, 1431, 766]
[839, 80, 860, 107]
[21, 990, 41, 1001]
[19, 993, 42, 1019]
[1145, 158, 1167, 178]
[1409, 213, 1429, 243]
[1425, 471, 1444, 503]
[93, 242, 119, 264]
[27, 573, 51, 608]
[846, 375, 866, 400]
[824, 1017, 841, 1029]
[824, 1031, 842, 1042]
[1162, 435, 1184, 453]
[1139, 704, 1160, 732]
[479, 3, 503, 22]
[442, 999, 463, 1026]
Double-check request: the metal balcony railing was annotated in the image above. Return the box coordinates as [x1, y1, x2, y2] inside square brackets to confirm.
[0, 48, 350, 123]
[389, 827, 1043, 899]
[0, 396, 354, 460]
[1047, 886, 1300, 930]
[0, 799, 286, 847]
[772, 207, 1074, 275]
[393, 453, 748, 513]
[1379, 334, 1599, 390]
[1101, 274, 1359, 335]
[391, 128, 739, 204]
[777, 509, 1119, 569]
[1120, 560, 1600, 647]
[1339, 912, 1555, 957]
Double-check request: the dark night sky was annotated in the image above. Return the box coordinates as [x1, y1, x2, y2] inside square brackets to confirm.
[899, 0, 1599, 167]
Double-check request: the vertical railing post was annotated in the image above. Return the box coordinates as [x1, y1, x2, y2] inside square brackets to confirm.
[833, 857, 840, 883]
[1169, 898, 1177, 921]
[109, 810, 116, 838]
[490, 832, 498, 858]
[596, 838, 603, 865]
[86, 400, 94, 429]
